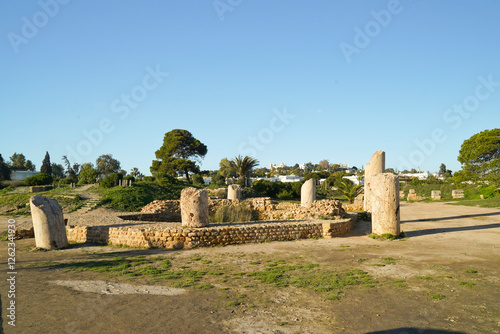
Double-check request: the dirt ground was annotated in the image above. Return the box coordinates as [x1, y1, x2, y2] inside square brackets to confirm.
[0, 202, 499, 334]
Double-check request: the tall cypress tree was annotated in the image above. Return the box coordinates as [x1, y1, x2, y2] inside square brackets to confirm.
[41, 151, 52, 175]
[0, 154, 11, 181]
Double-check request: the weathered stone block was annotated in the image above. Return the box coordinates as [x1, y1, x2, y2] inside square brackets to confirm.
[30, 196, 68, 250]
[301, 178, 316, 207]
[371, 173, 400, 236]
[181, 188, 209, 228]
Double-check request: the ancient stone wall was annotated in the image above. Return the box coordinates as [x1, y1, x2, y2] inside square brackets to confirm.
[65, 218, 353, 249]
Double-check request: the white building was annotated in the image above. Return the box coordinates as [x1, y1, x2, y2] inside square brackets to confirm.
[10, 170, 40, 181]
[248, 174, 303, 185]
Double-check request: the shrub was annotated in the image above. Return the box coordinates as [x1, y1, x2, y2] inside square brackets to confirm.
[24, 174, 53, 186]
[100, 173, 123, 188]
[209, 203, 259, 223]
[251, 180, 302, 200]
[191, 174, 205, 186]
[211, 173, 226, 187]
[78, 168, 99, 185]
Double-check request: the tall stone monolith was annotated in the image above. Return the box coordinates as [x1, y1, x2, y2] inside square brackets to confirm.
[227, 184, 242, 200]
[30, 196, 68, 250]
[364, 150, 386, 212]
[371, 173, 400, 236]
[301, 178, 316, 207]
[180, 188, 209, 228]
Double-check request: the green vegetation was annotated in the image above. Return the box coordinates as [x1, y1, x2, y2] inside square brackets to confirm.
[33, 255, 375, 301]
[465, 269, 478, 274]
[429, 294, 446, 300]
[458, 281, 475, 287]
[95, 181, 186, 211]
[150, 129, 207, 184]
[24, 174, 53, 186]
[251, 180, 302, 200]
[368, 232, 406, 241]
[209, 203, 259, 223]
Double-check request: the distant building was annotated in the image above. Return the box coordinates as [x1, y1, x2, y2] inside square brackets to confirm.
[399, 172, 429, 180]
[10, 170, 40, 181]
[269, 162, 285, 170]
[248, 174, 303, 185]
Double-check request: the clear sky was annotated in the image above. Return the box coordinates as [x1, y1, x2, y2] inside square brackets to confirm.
[1, 0, 499, 176]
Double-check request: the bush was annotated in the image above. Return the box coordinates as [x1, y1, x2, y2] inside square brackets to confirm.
[211, 173, 226, 187]
[100, 173, 123, 188]
[251, 180, 302, 200]
[209, 203, 259, 223]
[97, 181, 186, 211]
[78, 168, 99, 185]
[24, 174, 53, 186]
[191, 174, 205, 186]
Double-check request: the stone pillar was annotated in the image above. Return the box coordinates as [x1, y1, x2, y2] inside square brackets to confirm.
[452, 189, 464, 199]
[180, 188, 209, 228]
[364, 151, 386, 212]
[30, 196, 68, 250]
[431, 190, 441, 200]
[227, 184, 242, 200]
[301, 178, 316, 207]
[371, 173, 400, 236]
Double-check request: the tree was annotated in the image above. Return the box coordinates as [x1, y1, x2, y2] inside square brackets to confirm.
[338, 180, 363, 204]
[62, 155, 80, 182]
[80, 162, 94, 171]
[96, 154, 121, 176]
[78, 168, 99, 185]
[439, 163, 447, 176]
[24, 160, 36, 171]
[51, 163, 65, 179]
[231, 155, 259, 187]
[40, 151, 52, 175]
[458, 128, 500, 182]
[318, 159, 330, 171]
[0, 154, 11, 181]
[8, 153, 35, 171]
[150, 129, 207, 184]
[219, 158, 236, 178]
[9, 153, 26, 170]
[129, 167, 144, 178]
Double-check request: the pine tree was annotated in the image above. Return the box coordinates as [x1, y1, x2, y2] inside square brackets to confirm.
[41, 151, 52, 175]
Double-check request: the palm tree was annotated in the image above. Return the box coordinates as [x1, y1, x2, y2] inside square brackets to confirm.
[338, 180, 363, 204]
[231, 155, 259, 187]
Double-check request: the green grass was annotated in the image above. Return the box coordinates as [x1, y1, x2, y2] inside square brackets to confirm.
[94, 181, 186, 212]
[0, 188, 84, 215]
[448, 197, 500, 208]
[430, 294, 445, 300]
[209, 203, 259, 223]
[368, 232, 406, 241]
[458, 281, 475, 287]
[465, 269, 478, 274]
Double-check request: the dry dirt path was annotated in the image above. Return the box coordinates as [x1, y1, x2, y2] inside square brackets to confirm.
[0, 202, 499, 334]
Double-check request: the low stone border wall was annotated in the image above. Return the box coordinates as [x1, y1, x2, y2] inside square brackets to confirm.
[66, 218, 354, 249]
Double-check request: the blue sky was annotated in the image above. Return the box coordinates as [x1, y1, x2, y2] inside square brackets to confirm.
[1, 0, 499, 176]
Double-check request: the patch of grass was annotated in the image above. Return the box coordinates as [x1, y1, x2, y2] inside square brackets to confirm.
[209, 203, 259, 223]
[237, 294, 246, 298]
[382, 257, 397, 265]
[465, 269, 478, 274]
[225, 301, 241, 307]
[278, 321, 289, 326]
[325, 291, 345, 300]
[372, 264, 385, 267]
[195, 284, 214, 290]
[448, 197, 500, 209]
[357, 258, 367, 262]
[418, 276, 432, 280]
[368, 232, 406, 241]
[430, 294, 445, 300]
[459, 281, 475, 287]
[249, 261, 260, 265]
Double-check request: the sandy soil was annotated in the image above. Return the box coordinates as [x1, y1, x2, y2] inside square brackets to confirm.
[0, 202, 499, 334]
